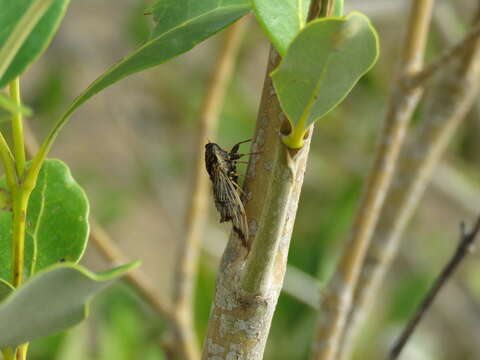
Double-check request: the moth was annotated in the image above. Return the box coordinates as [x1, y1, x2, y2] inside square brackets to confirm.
[205, 139, 253, 247]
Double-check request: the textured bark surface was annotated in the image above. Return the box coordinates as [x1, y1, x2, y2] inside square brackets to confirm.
[201, 49, 312, 360]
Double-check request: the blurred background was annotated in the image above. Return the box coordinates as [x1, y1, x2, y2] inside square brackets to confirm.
[3, 0, 480, 359]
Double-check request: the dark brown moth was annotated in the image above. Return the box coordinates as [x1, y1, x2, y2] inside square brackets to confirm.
[205, 139, 252, 247]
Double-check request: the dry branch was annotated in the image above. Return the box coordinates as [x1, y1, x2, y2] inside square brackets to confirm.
[311, 2, 434, 359]
[409, 21, 480, 88]
[338, 8, 480, 359]
[389, 217, 480, 359]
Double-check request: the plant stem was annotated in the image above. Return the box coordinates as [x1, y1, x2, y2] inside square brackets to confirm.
[409, 20, 480, 88]
[320, 0, 335, 17]
[311, 1, 434, 359]
[9, 76, 29, 288]
[2, 348, 15, 360]
[15, 344, 28, 360]
[0, 0, 54, 80]
[389, 217, 480, 359]
[200, 47, 312, 360]
[201, 3, 321, 358]
[241, 143, 295, 293]
[9, 78, 26, 177]
[0, 133, 17, 193]
[5, 78, 29, 360]
[11, 189, 29, 287]
[338, 7, 480, 359]
[10, 186, 31, 359]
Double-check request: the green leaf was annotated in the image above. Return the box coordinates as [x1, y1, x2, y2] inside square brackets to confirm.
[0, 0, 70, 87]
[0, 262, 139, 348]
[251, 0, 311, 56]
[0, 92, 32, 116]
[0, 159, 89, 282]
[271, 12, 379, 148]
[58, 0, 250, 122]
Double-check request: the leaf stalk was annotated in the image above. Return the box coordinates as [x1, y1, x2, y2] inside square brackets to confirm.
[10, 78, 26, 177]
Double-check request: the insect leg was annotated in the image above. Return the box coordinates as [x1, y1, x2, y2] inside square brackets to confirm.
[231, 151, 262, 160]
[230, 138, 252, 155]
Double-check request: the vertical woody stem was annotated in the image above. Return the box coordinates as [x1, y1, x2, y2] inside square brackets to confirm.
[311, 1, 435, 359]
[200, 47, 312, 359]
[201, 3, 322, 358]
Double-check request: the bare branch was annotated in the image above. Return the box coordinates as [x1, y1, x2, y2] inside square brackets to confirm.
[409, 21, 480, 88]
[389, 216, 480, 359]
[311, 2, 435, 359]
[338, 7, 480, 359]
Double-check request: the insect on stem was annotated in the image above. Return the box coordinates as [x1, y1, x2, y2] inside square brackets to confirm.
[205, 139, 254, 247]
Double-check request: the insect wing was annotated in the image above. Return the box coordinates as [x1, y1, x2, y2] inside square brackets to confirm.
[213, 169, 248, 243]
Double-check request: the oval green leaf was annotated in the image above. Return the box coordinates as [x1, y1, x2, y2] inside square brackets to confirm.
[0, 262, 139, 348]
[0, 0, 70, 87]
[271, 12, 379, 148]
[0, 159, 89, 282]
[251, 0, 310, 56]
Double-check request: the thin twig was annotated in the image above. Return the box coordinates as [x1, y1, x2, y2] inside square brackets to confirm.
[409, 21, 480, 88]
[88, 220, 174, 317]
[389, 216, 480, 359]
[173, 18, 247, 355]
[338, 7, 480, 359]
[311, 1, 435, 359]
[433, 163, 480, 216]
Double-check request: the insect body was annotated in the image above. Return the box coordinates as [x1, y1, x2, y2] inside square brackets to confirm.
[205, 139, 252, 247]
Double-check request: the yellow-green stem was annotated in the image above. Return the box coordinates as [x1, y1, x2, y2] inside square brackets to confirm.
[2, 348, 16, 360]
[15, 343, 28, 360]
[283, 126, 307, 149]
[9, 78, 26, 177]
[0, 132, 17, 192]
[11, 189, 29, 287]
